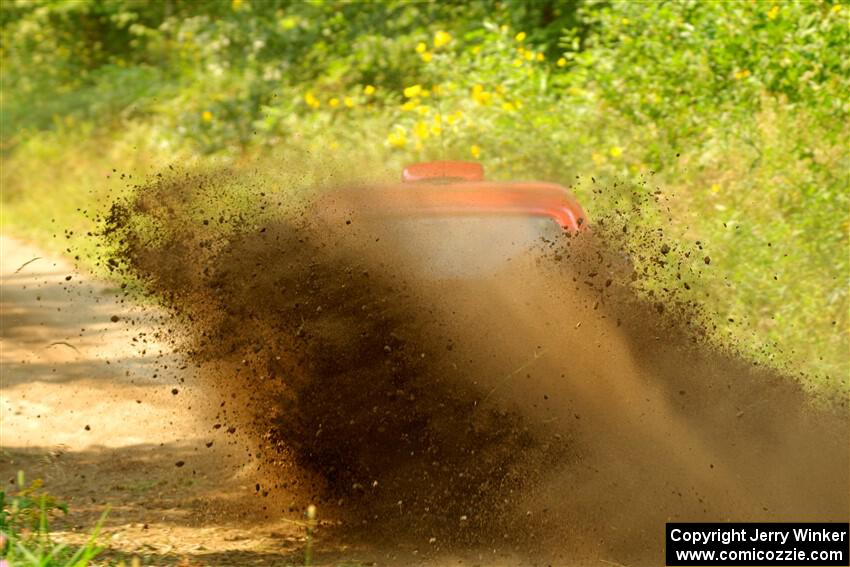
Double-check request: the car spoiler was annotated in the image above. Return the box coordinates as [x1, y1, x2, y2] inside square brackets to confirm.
[316, 161, 588, 233]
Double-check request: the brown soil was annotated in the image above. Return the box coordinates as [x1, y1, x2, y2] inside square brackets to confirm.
[1, 235, 343, 566]
[85, 169, 849, 566]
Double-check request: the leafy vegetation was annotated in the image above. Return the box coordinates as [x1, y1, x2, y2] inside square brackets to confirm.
[1, 0, 847, 390]
[1, 471, 105, 566]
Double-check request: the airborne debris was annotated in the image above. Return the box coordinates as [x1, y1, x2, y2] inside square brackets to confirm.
[14, 256, 42, 273]
[94, 163, 849, 564]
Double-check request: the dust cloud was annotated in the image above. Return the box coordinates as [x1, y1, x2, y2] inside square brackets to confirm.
[99, 166, 849, 566]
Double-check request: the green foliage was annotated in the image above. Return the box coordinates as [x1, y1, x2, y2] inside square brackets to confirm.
[1, 471, 68, 536]
[571, 0, 849, 130]
[0, 472, 105, 567]
[1, 0, 848, 389]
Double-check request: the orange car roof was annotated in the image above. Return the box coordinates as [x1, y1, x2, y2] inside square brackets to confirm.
[319, 161, 588, 232]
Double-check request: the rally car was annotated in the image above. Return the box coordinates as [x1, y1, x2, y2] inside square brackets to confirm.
[318, 160, 588, 278]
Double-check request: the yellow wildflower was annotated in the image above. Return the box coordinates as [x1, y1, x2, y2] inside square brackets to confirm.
[344, 96, 355, 108]
[711, 183, 721, 194]
[363, 85, 376, 95]
[831, 4, 841, 13]
[501, 102, 516, 112]
[621, 18, 630, 25]
[304, 92, 320, 109]
[401, 99, 419, 111]
[496, 85, 506, 95]
[414, 120, 430, 140]
[734, 69, 751, 80]
[471, 84, 492, 105]
[329, 97, 339, 108]
[404, 84, 423, 98]
[609, 146, 623, 158]
[433, 30, 452, 49]
[416, 42, 427, 54]
[470, 145, 481, 158]
[515, 31, 526, 42]
[767, 5, 780, 19]
[431, 124, 442, 136]
[592, 152, 606, 165]
[513, 58, 523, 67]
[417, 105, 431, 116]
[557, 57, 567, 67]
[202, 110, 213, 122]
[447, 111, 463, 125]
[231, 0, 243, 10]
[536, 52, 545, 61]
[421, 51, 433, 62]
[387, 127, 407, 148]
[524, 50, 534, 61]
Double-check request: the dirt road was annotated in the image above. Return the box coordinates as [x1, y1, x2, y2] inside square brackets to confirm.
[0, 234, 318, 565]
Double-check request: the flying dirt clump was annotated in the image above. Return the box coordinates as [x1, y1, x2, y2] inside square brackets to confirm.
[101, 166, 849, 565]
[101, 170, 565, 543]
